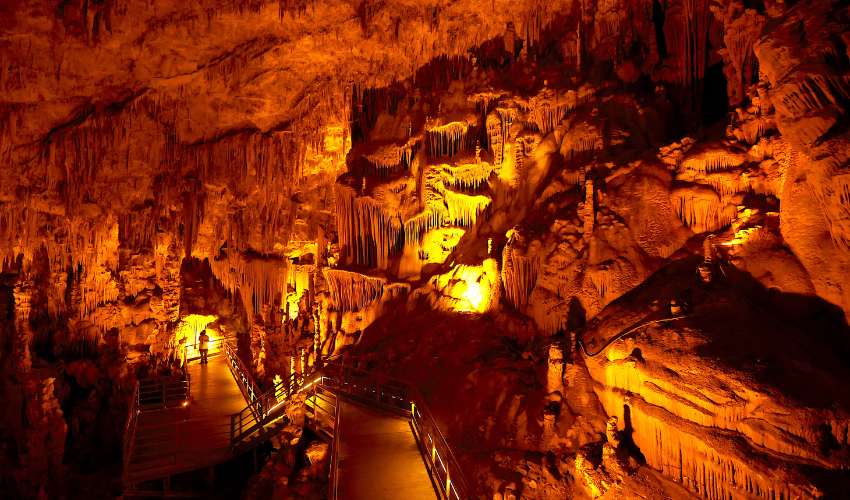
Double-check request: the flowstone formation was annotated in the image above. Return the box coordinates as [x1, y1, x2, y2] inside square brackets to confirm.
[2, 0, 850, 498]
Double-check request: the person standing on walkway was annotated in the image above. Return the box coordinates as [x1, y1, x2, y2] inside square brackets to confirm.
[199, 330, 210, 364]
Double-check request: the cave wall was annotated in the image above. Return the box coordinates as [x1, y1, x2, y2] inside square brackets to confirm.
[2, 0, 850, 498]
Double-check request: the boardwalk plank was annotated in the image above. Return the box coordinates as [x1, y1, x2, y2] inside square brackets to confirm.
[336, 401, 438, 500]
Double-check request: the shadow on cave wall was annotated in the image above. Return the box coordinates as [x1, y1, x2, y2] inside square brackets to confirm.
[688, 262, 850, 412]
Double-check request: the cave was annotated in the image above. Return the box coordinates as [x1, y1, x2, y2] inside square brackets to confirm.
[2, 0, 850, 499]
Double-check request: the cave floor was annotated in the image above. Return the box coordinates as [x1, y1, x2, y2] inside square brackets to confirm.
[336, 400, 438, 500]
[126, 353, 248, 484]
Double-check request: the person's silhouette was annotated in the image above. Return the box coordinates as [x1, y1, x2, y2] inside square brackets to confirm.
[199, 330, 210, 364]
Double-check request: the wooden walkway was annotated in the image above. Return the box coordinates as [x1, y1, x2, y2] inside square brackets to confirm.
[126, 353, 247, 484]
[336, 401, 437, 500]
[126, 356, 459, 500]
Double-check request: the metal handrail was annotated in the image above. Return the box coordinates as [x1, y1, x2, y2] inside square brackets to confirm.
[223, 341, 262, 410]
[123, 382, 141, 481]
[410, 392, 470, 500]
[319, 363, 470, 499]
[123, 417, 232, 479]
[136, 374, 191, 411]
[225, 361, 472, 499]
[123, 370, 191, 482]
[186, 337, 230, 358]
[229, 369, 321, 447]
[328, 392, 341, 500]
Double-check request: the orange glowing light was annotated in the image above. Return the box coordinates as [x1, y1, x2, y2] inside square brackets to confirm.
[461, 280, 483, 311]
[179, 314, 218, 359]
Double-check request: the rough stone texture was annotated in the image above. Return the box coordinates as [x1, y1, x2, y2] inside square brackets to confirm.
[3, 0, 850, 498]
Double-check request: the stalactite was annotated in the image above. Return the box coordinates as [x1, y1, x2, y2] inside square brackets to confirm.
[657, 242, 680, 260]
[443, 190, 491, 228]
[531, 295, 570, 336]
[619, 396, 823, 500]
[589, 264, 615, 298]
[288, 263, 314, 310]
[680, 143, 748, 172]
[672, 185, 737, 232]
[566, 137, 601, 159]
[712, 6, 766, 105]
[486, 112, 505, 166]
[427, 122, 477, 158]
[349, 140, 422, 178]
[334, 183, 403, 269]
[663, 0, 721, 87]
[403, 208, 443, 247]
[209, 251, 289, 315]
[46, 249, 68, 321]
[0, 204, 43, 266]
[323, 269, 385, 312]
[350, 84, 406, 145]
[439, 162, 495, 194]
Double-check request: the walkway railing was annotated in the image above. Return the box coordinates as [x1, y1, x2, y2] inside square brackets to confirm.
[410, 395, 468, 500]
[327, 393, 341, 500]
[137, 375, 191, 411]
[123, 417, 232, 483]
[319, 363, 471, 500]
[186, 336, 233, 361]
[122, 372, 192, 483]
[303, 383, 339, 437]
[223, 341, 262, 412]
[229, 369, 310, 450]
[123, 382, 141, 479]
[228, 361, 471, 500]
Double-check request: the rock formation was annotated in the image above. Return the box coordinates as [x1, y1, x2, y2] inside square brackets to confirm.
[2, 0, 850, 498]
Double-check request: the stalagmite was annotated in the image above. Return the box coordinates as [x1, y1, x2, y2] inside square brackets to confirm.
[13, 276, 35, 373]
[547, 344, 565, 396]
[5, 5, 850, 499]
[501, 234, 539, 311]
[579, 180, 595, 240]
